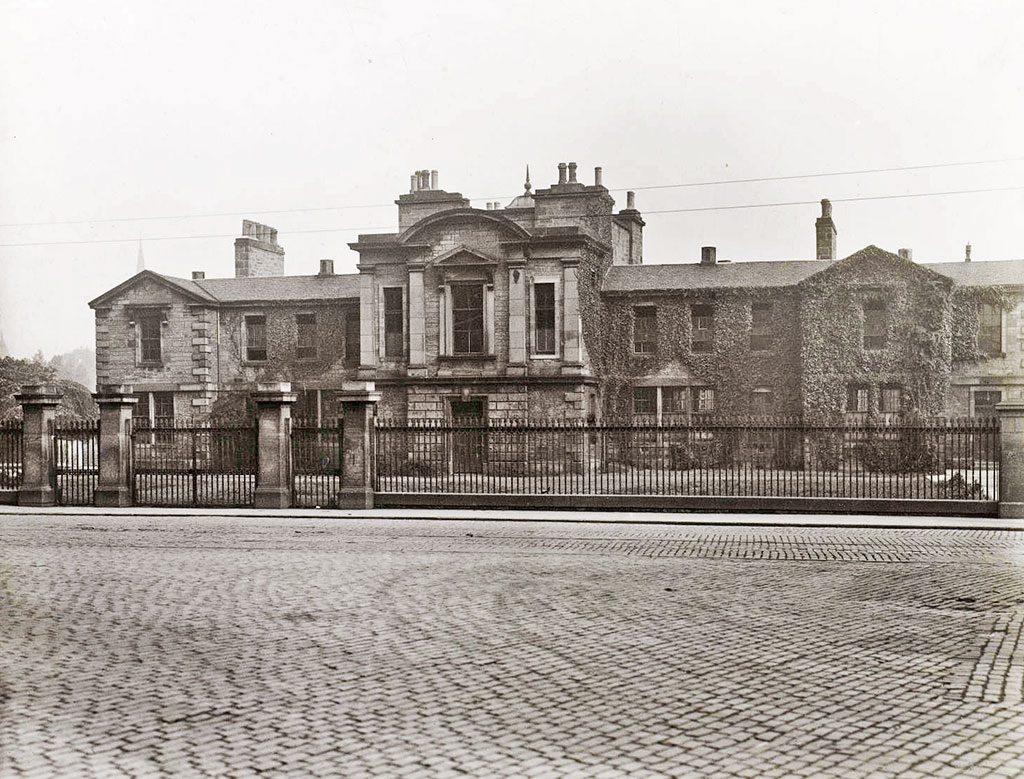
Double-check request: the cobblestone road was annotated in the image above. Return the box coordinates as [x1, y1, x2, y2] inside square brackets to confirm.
[1, 515, 1023, 778]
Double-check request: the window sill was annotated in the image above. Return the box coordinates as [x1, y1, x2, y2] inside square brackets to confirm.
[438, 354, 496, 362]
[241, 361, 268, 367]
[137, 362, 164, 369]
[530, 353, 560, 360]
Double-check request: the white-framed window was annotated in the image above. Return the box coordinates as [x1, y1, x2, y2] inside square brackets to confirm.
[750, 303, 772, 351]
[438, 281, 495, 357]
[531, 278, 559, 357]
[631, 385, 711, 421]
[880, 386, 902, 414]
[847, 385, 869, 413]
[863, 300, 886, 350]
[691, 304, 713, 353]
[243, 314, 267, 362]
[633, 306, 657, 354]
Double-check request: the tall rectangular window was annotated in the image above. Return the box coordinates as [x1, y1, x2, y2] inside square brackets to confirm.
[751, 388, 774, 415]
[662, 386, 688, 415]
[691, 304, 713, 353]
[847, 385, 869, 413]
[534, 282, 556, 355]
[750, 303, 772, 351]
[296, 313, 316, 359]
[244, 315, 267, 362]
[633, 387, 657, 415]
[153, 391, 174, 443]
[139, 314, 162, 363]
[452, 284, 485, 355]
[344, 311, 360, 368]
[692, 387, 715, 413]
[633, 306, 657, 354]
[863, 301, 886, 350]
[978, 303, 1002, 356]
[880, 386, 902, 414]
[383, 287, 404, 360]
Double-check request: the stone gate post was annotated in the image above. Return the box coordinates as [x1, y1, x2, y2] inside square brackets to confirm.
[16, 384, 62, 506]
[253, 381, 297, 509]
[93, 385, 138, 507]
[338, 381, 380, 509]
[996, 399, 1024, 519]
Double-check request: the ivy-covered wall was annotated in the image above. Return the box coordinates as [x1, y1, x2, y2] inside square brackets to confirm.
[798, 247, 953, 422]
[598, 288, 803, 418]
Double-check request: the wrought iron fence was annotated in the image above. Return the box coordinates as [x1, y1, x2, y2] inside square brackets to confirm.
[131, 420, 258, 507]
[0, 419, 23, 491]
[291, 418, 344, 507]
[53, 419, 99, 506]
[374, 416, 1000, 501]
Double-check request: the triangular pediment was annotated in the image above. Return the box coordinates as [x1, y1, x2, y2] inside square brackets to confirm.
[431, 244, 501, 268]
[800, 245, 952, 287]
[89, 270, 216, 309]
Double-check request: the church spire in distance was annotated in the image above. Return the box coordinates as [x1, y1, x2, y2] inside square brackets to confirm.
[136, 240, 145, 273]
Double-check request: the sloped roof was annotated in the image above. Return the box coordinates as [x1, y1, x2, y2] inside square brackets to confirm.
[192, 274, 360, 302]
[602, 260, 830, 292]
[924, 259, 1024, 287]
[90, 271, 360, 308]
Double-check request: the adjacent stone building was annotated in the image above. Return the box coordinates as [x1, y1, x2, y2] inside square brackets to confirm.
[90, 165, 1024, 425]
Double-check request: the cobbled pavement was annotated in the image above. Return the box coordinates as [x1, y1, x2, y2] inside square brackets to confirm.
[1, 515, 1023, 778]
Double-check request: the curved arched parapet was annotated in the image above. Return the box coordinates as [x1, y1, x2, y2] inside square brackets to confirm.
[396, 208, 532, 246]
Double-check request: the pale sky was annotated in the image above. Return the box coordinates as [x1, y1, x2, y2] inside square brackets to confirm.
[1, 0, 1022, 359]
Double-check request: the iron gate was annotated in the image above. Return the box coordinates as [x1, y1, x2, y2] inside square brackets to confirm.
[53, 419, 99, 506]
[131, 421, 258, 507]
[291, 418, 343, 507]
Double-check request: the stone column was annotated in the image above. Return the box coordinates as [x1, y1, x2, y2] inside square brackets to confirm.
[93, 385, 138, 507]
[16, 384, 62, 506]
[408, 263, 426, 369]
[253, 381, 297, 509]
[560, 260, 583, 374]
[338, 381, 381, 509]
[997, 400, 1024, 518]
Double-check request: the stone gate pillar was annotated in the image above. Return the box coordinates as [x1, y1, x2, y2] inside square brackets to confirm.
[996, 400, 1024, 518]
[93, 385, 138, 507]
[16, 384, 62, 506]
[253, 382, 297, 509]
[338, 381, 380, 509]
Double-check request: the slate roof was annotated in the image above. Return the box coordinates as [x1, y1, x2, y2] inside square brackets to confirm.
[923, 259, 1024, 287]
[190, 274, 360, 302]
[603, 257, 1024, 293]
[602, 260, 831, 292]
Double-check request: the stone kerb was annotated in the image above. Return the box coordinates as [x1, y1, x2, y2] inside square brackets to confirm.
[337, 381, 380, 509]
[253, 381, 297, 509]
[996, 400, 1024, 518]
[93, 384, 138, 507]
[16, 384, 62, 506]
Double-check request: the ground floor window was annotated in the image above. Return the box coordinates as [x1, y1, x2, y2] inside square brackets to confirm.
[973, 389, 1002, 417]
[632, 385, 714, 421]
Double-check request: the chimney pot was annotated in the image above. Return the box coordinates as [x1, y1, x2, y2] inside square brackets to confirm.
[701, 246, 717, 266]
[486, 202, 492, 210]
[965, 243, 972, 263]
[821, 199, 832, 218]
[191, 271, 205, 280]
[568, 162, 578, 183]
[410, 173, 418, 193]
[558, 162, 567, 185]
[626, 191, 636, 210]
[430, 170, 438, 190]
[319, 259, 334, 275]
[594, 167, 603, 186]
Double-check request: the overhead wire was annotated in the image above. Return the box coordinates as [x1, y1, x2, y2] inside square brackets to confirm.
[1, 184, 1022, 248]
[1, 156, 1022, 229]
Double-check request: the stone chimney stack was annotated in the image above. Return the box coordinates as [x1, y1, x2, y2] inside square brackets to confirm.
[191, 271, 205, 280]
[557, 162, 567, 185]
[965, 243, 972, 263]
[816, 199, 837, 260]
[234, 220, 285, 278]
[898, 248, 913, 262]
[701, 246, 717, 266]
[318, 259, 334, 276]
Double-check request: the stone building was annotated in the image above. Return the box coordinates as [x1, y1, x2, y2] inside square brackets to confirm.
[90, 165, 1024, 424]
